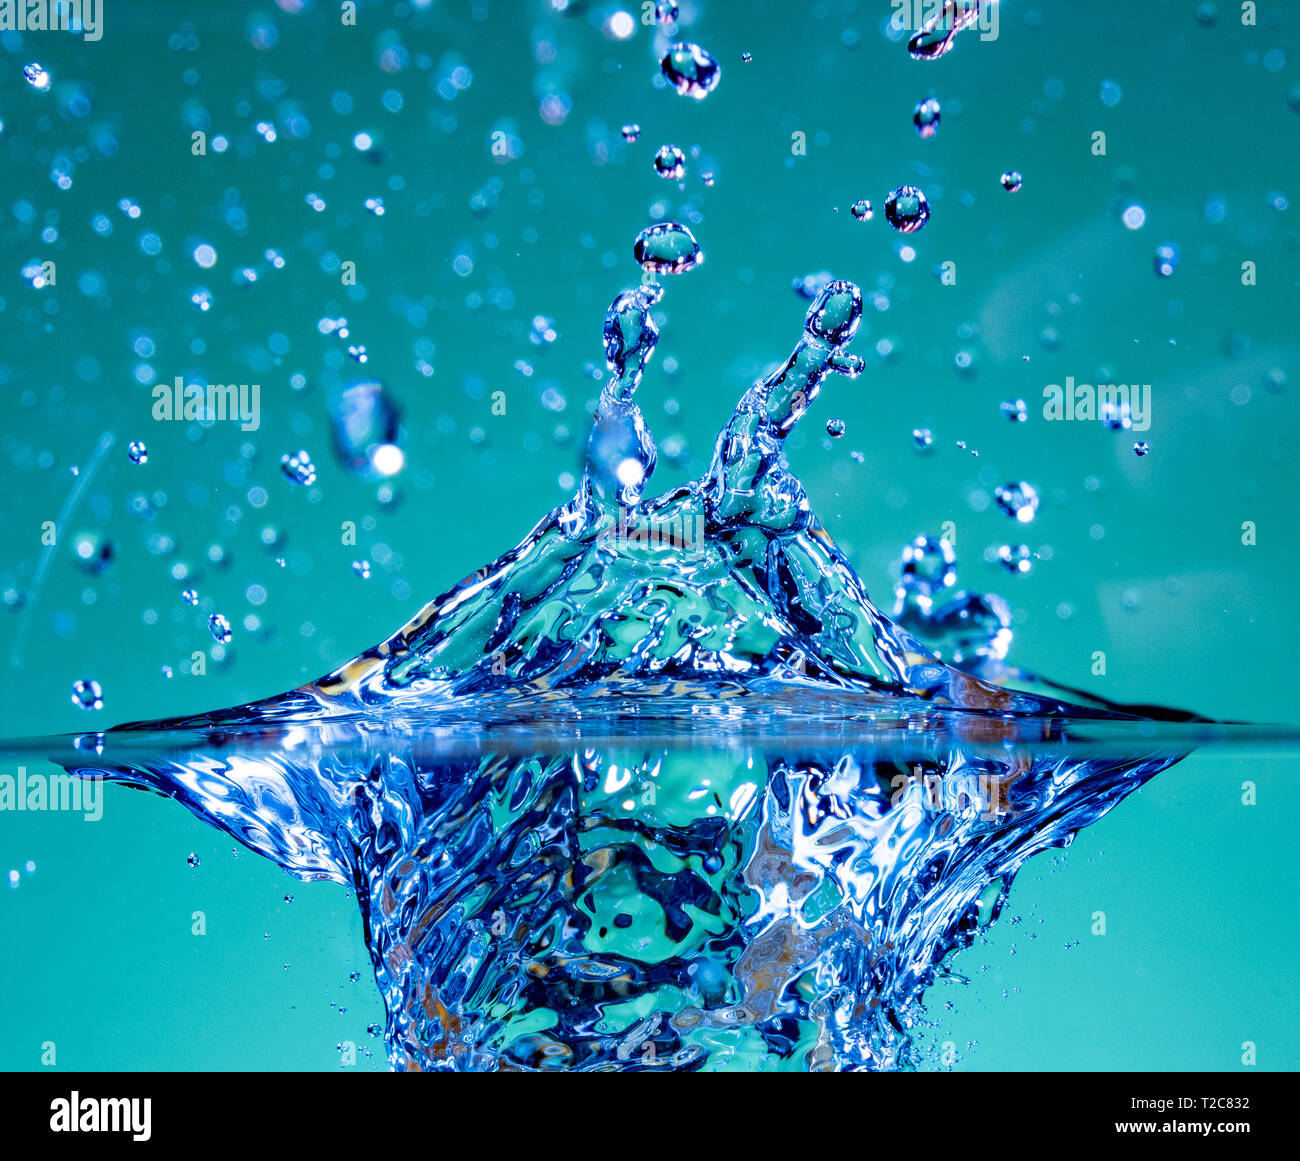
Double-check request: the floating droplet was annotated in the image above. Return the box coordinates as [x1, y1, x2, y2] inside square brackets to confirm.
[633, 221, 702, 275]
[364, 197, 385, 216]
[913, 427, 934, 451]
[352, 560, 372, 579]
[529, 315, 559, 345]
[208, 613, 232, 644]
[187, 853, 201, 868]
[742, 52, 753, 63]
[654, 144, 686, 180]
[896, 536, 957, 613]
[826, 418, 846, 438]
[850, 199, 874, 222]
[181, 588, 199, 606]
[1000, 399, 1028, 422]
[1153, 244, 1179, 277]
[884, 185, 930, 233]
[284, 893, 295, 903]
[661, 43, 721, 100]
[1133, 441, 1150, 457]
[24, 62, 51, 90]
[71, 679, 103, 711]
[907, 2, 984, 60]
[127, 440, 148, 464]
[914, 97, 941, 138]
[997, 544, 1033, 574]
[621, 123, 640, 142]
[655, 1, 679, 25]
[1001, 171, 1023, 192]
[995, 482, 1040, 523]
[280, 449, 317, 486]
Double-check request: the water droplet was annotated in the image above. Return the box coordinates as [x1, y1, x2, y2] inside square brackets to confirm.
[914, 97, 941, 138]
[742, 52, 753, 63]
[181, 588, 199, 606]
[826, 418, 846, 438]
[660, 43, 721, 100]
[191, 288, 213, 312]
[127, 440, 148, 464]
[907, 2, 985, 60]
[912, 427, 934, 451]
[995, 482, 1040, 523]
[280, 449, 317, 486]
[284, 893, 295, 903]
[633, 221, 702, 275]
[1153, 243, 1179, 277]
[71, 679, 103, 710]
[850, 199, 874, 221]
[997, 545, 1033, 574]
[367, 1023, 382, 1037]
[621, 123, 640, 142]
[896, 536, 957, 613]
[187, 853, 201, 868]
[352, 560, 372, 579]
[364, 197, 385, 216]
[654, 144, 686, 180]
[1001, 171, 1023, 192]
[24, 63, 51, 90]
[884, 185, 930, 233]
[1133, 441, 1150, 457]
[1000, 399, 1028, 422]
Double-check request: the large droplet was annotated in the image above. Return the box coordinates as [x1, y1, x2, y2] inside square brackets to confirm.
[884, 185, 930, 233]
[660, 43, 721, 100]
[633, 222, 702, 275]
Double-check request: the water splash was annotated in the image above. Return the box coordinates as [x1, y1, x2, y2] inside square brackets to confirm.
[33, 277, 1219, 1071]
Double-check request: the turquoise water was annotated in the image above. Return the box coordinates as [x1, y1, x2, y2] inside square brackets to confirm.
[1, 0, 1298, 1071]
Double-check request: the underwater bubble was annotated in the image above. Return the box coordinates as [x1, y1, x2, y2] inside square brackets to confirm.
[826, 418, 846, 438]
[1000, 399, 1028, 422]
[654, 144, 686, 180]
[187, 853, 201, 868]
[633, 221, 702, 274]
[621, 123, 640, 142]
[914, 97, 941, 138]
[71, 679, 103, 711]
[995, 482, 1040, 523]
[127, 440, 148, 464]
[1133, 441, 1150, 457]
[281, 449, 317, 486]
[851, 199, 874, 221]
[997, 544, 1033, 574]
[907, 1, 984, 60]
[1153, 244, 1179, 277]
[913, 427, 934, 450]
[1001, 171, 1023, 192]
[1100, 79, 1123, 107]
[661, 43, 721, 101]
[24, 63, 51, 90]
[884, 185, 930, 233]
[352, 560, 372, 579]
[208, 613, 232, 644]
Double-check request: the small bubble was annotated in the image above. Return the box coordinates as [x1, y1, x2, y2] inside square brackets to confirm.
[850, 199, 874, 222]
[884, 185, 930, 233]
[127, 440, 148, 464]
[826, 418, 846, 438]
[661, 42, 721, 101]
[995, 482, 1040, 523]
[1133, 441, 1150, 457]
[280, 449, 317, 486]
[284, 893, 295, 903]
[1001, 171, 1023, 192]
[352, 560, 372, 579]
[71, 679, 103, 711]
[621, 123, 640, 142]
[997, 544, 1033, 574]
[912, 427, 934, 451]
[654, 144, 686, 180]
[913, 97, 941, 138]
[187, 853, 201, 868]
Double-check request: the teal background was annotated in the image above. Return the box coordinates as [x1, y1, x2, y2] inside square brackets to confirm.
[0, 0, 1297, 1069]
